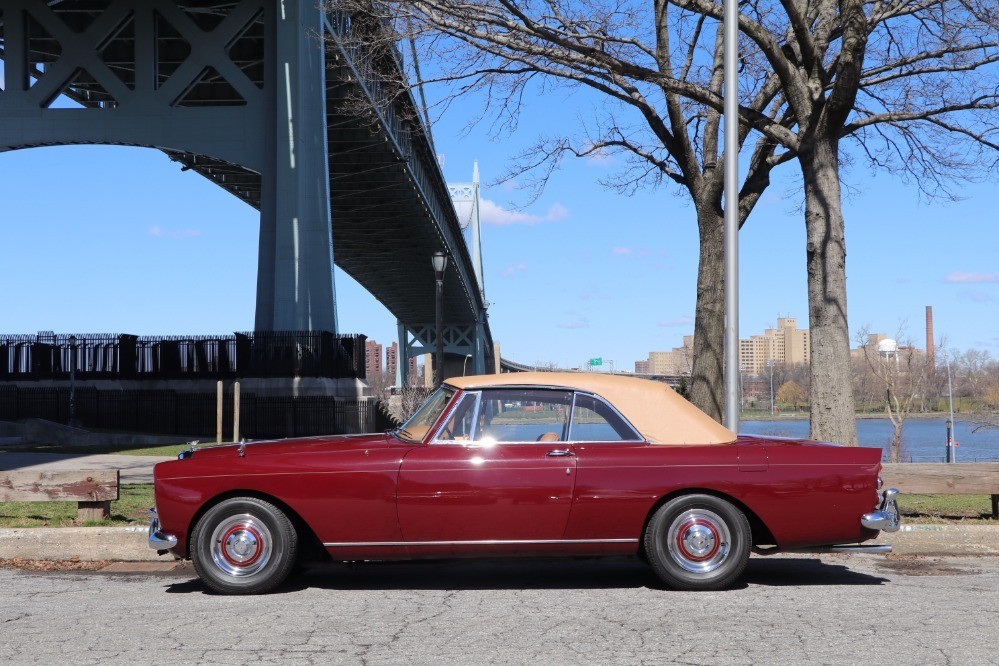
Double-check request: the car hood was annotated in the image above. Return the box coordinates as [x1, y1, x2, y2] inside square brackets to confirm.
[183, 431, 408, 460]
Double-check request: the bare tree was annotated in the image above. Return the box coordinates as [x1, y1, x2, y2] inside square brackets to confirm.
[331, 0, 999, 442]
[857, 327, 934, 462]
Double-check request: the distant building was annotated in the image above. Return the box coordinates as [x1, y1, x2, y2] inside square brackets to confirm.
[637, 336, 694, 376]
[739, 317, 810, 375]
[385, 342, 417, 383]
[365, 339, 383, 378]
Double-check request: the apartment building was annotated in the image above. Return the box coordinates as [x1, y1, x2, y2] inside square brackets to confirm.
[739, 317, 810, 375]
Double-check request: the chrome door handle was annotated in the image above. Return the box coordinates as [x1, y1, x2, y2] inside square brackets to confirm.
[546, 449, 574, 457]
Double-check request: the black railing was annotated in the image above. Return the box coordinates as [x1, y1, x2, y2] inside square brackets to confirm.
[0, 385, 397, 438]
[0, 331, 366, 381]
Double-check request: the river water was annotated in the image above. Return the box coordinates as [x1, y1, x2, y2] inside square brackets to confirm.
[740, 417, 999, 462]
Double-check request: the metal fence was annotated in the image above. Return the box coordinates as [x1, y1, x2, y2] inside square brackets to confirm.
[0, 385, 398, 439]
[0, 331, 366, 381]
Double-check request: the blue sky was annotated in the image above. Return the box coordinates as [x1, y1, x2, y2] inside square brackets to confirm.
[2, 73, 997, 371]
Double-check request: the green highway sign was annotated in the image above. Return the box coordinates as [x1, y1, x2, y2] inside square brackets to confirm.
[588, 357, 603, 366]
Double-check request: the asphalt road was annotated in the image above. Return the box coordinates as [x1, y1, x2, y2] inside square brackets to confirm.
[2, 554, 997, 665]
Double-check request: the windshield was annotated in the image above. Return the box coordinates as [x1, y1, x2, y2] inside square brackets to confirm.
[396, 387, 455, 443]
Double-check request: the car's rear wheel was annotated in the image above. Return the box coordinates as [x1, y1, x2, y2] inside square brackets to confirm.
[643, 494, 751, 591]
[191, 497, 297, 595]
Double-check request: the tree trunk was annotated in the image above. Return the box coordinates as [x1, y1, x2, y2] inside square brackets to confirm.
[800, 137, 858, 445]
[689, 208, 725, 423]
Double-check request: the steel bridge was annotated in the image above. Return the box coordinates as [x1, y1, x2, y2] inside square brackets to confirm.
[0, 0, 492, 381]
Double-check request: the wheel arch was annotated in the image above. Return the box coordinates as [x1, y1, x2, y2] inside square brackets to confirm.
[185, 490, 327, 562]
[638, 488, 777, 556]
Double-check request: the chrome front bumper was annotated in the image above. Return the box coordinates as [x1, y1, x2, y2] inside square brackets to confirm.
[862, 488, 901, 533]
[148, 509, 178, 551]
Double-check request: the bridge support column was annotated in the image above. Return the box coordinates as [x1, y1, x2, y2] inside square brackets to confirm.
[399, 322, 488, 382]
[255, 0, 337, 333]
[396, 321, 411, 388]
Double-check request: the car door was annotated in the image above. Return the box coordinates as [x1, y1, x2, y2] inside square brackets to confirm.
[396, 388, 577, 543]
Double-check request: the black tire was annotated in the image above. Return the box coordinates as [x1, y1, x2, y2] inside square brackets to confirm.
[643, 494, 751, 591]
[190, 497, 298, 595]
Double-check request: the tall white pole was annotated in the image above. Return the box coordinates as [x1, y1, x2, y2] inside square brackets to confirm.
[723, 0, 740, 431]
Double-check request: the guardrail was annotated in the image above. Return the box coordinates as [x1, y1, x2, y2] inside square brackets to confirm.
[881, 463, 999, 519]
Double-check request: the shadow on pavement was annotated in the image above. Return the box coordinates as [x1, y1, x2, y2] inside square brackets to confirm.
[163, 555, 887, 595]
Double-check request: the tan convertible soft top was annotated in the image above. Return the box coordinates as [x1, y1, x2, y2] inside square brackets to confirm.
[445, 372, 735, 445]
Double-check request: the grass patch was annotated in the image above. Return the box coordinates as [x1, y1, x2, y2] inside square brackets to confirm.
[0, 484, 155, 528]
[898, 494, 996, 523]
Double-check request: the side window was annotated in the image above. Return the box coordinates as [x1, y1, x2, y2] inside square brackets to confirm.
[474, 389, 573, 443]
[433, 392, 479, 442]
[569, 393, 643, 442]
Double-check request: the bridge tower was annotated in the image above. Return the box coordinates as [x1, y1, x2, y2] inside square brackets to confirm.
[0, 0, 337, 333]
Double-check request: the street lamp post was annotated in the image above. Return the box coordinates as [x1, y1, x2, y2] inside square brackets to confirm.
[946, 359, 955, 463]
[68, 335, 77, 427]
[463, 354, 472, 376]
[432, 251, 448, 386]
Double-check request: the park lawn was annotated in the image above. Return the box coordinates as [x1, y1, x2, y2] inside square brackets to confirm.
[897, 493, 996, 523]
[1, 487, 992, 527]
[0, 483, 155, 528]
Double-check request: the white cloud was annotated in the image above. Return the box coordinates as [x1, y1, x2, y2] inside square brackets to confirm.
[546, 202, 569, 221]
[963, 290, 995, 303]
[580, 288, 612, 301]
[944, 272, 999, 284]
[479, 199, 569, 226]
[558, 319, 589, 330]
[612, 247, 632, 255]
[480, 199, 541, 226]
[500, 262, 527, 277]
[658, 316, 694, 327]
[149, 225, 201, 240]
[558, 313, 590, 330]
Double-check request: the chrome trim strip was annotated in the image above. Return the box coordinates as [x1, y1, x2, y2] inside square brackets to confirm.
[322, 538, 638, 547]
[829, 544, 892, 553]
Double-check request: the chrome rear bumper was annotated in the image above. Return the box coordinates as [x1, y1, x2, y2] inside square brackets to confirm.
[148, 509, 178, 551]
[862, 488, 901, 533]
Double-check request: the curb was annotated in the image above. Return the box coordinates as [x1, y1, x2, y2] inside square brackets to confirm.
[0, 526, 176, 562]
[1, 524, 997, 563]
[872, 524, 999, 556]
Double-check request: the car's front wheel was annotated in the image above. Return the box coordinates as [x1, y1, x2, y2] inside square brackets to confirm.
[190, 497, 298, 595]
[643, 494, 751, 591]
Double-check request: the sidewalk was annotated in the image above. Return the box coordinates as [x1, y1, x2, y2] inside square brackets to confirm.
[0, 452, 170, 484]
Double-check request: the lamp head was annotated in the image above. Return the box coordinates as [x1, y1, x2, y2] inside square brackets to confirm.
[432, 251, 448, 279]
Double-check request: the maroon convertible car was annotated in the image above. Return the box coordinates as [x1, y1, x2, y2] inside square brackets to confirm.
[149, 373, 900, 594]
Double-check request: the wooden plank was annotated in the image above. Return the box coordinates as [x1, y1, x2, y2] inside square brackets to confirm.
[0, 470, 120, 502]
[880, 463, 999, 495]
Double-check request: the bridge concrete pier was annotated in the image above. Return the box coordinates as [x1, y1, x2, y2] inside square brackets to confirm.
[255, 0, 337, 334]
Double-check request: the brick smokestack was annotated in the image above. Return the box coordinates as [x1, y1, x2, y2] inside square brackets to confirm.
[926, 306, 935, 369]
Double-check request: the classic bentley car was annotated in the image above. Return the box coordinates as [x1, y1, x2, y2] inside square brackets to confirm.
[149, 373, 900, 594]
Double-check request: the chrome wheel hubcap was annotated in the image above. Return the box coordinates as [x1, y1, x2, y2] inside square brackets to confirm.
[667, 509, 731, 573]
[210, 514, 273, 577]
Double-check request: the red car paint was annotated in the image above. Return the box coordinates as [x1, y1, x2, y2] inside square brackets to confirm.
[153, 396, 882, 562]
